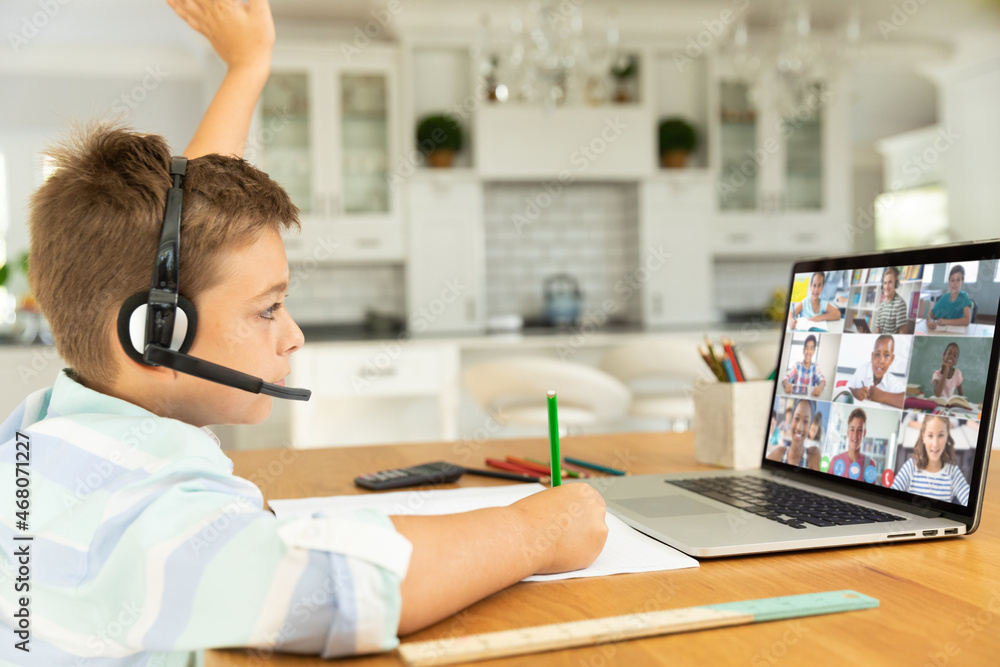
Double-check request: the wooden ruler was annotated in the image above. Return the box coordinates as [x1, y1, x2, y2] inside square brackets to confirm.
[398, 590, 878, 667]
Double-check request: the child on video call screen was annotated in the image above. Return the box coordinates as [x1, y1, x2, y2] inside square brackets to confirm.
[771, 262, 996, 506]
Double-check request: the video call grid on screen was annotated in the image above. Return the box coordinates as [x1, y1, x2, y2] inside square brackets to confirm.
[767, 256, 1000, 511]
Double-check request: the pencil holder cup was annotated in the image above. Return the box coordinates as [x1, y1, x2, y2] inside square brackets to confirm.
[693, 380, 773, 470]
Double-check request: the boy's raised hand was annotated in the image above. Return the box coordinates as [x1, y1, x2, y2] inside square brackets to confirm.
[168, 0, 274, 74]
[170, 0, 276, 158]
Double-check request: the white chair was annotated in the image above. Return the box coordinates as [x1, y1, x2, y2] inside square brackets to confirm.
[599, 340, 707, 430]
[462, 357, 631, 433]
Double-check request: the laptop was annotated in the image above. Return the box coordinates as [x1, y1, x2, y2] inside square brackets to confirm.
[585, 240, 998, 557]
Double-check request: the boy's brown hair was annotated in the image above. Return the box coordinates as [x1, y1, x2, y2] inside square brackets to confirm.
[28, 123, 299, 392]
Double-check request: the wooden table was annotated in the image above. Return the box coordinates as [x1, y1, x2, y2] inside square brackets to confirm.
[206, 433, 1000, 667]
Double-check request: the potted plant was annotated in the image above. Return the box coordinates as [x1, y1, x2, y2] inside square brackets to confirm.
[610, 54, 638, 103]
[416, 114, 464, 168]
[658, 118, 698, 168]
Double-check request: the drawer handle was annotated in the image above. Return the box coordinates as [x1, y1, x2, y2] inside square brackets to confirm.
[358, 365, 397, 377]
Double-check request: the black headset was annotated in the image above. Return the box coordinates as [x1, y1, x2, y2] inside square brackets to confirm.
[116, 156, 311, 401]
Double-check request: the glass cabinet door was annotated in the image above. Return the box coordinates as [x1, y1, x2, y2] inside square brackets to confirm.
[259, 72, 313, 214]
[339, 73, 390, 215]
[784, 83, 824, 211]
[718, 81, 757, 211]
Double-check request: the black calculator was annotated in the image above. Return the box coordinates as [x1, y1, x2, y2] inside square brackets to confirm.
[354, 461, 465, 491]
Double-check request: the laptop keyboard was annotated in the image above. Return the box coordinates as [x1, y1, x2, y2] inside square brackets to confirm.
[669, 476, 906, 530]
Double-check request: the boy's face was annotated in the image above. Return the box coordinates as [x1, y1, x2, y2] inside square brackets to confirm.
[176, 228, 303, 426]
[948, 271, 964, 294]
[847, 418, 865, 453]
[882, 272, 896, 299]
[871, 338, 894, 382]
[802, 340, 815, 364]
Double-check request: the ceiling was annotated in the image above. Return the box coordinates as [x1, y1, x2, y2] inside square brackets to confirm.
[3, 0, 999, 48]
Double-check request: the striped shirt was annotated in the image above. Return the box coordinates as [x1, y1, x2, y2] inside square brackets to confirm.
[0, 372, 411, 666]
[890, 459, 971, 505]
[783, 362, 825, 395]
[873, 293, 908, 333]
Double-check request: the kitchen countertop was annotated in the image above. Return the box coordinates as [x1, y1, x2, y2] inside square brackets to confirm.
[297, 320, 782, 349]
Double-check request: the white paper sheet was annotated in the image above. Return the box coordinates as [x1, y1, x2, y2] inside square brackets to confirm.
[269, 484, 698, 581]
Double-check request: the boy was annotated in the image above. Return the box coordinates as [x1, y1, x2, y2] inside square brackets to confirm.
[927, 264, 973, 330]
[847, 335, 905, 409]
[781, 334, 826, 397]
[0, 1, 608, 665]
[828, 408, 876, 482]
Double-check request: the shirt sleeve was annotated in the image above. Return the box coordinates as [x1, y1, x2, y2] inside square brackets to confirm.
[951, 465, 971, 505]
[26, 461, 411, 661]
[893, 297, 908, 332]
[847, 365, 866, 389]
[891, 459, 913, 491]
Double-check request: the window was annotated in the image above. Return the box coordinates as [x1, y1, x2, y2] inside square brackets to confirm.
[875, 185, 948, 251]
[947, 261, 978, 284]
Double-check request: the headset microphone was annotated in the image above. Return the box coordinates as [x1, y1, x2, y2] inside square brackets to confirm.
[117, 156, 311, 402]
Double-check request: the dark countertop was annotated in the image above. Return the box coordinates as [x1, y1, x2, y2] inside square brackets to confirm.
[298, 320, 782, 344]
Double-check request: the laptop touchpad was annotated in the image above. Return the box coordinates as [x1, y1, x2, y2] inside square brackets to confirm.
[616, 496, 726, 518]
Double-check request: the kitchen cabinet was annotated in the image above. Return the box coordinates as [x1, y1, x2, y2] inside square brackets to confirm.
[639, 174, 714, 325]
[252, 44, 403, 263]
[406, 173, 485, 333]
[289, 341, 460, 447]
[708, 64, 851, 258]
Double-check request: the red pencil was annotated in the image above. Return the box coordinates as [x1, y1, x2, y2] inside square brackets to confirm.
[504, 456, 553, 476]
[486, 458, 539, 476]
[722, 338, 745, 382]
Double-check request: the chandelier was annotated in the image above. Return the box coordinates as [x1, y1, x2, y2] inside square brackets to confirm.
[720, 2, 861, 119]
[473, 1, 628, 108]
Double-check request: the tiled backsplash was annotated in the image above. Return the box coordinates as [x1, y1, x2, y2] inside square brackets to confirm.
[712, 258, 791, 315]
[286, 263, 405, 324]
[483, 182, 642, 322]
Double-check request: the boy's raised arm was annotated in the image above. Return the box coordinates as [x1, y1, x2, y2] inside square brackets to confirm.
[168, 0, 275, 159]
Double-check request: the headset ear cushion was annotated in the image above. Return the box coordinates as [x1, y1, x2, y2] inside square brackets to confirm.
[117, 291, 199, 365]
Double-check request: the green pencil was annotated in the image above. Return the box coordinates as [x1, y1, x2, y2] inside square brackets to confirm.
[547, 390, 561, 487]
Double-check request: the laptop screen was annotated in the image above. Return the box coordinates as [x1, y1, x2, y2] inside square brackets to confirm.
[765, 242, 1000, 519]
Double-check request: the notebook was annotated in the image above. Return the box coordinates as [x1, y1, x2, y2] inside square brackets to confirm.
[586, 240, 998, 557]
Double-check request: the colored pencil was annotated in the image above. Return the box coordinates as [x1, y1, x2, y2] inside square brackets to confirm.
[564, 456, 627, 476]
[721, 357, 738, 383]
[722, 339, 744, 382]
[698, 345, 727, 382]
[726, 337, 748, 381]
[524, 455, 586, 478]
[547, 390, 561, 487]
[486, 458, 540, 476]
[462, 467, 544, 484]
[506, 456, 561, 477]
